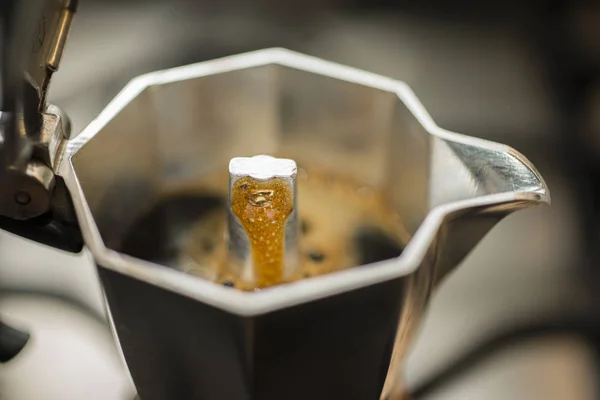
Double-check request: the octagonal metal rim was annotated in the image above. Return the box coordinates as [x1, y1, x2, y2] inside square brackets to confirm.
[60, 48, 550, 316]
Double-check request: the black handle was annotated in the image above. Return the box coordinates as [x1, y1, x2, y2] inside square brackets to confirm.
[0, 318, 30, 363]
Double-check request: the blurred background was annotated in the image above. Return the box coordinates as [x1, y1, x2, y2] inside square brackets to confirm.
[1, 0, 599, 399]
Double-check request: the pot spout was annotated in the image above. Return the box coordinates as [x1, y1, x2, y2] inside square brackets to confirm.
[428, 134, 550, 286]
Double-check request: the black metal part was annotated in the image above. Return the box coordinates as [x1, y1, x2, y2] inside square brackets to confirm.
[98, 266, 405, 400]
[0, 176, 83, 252]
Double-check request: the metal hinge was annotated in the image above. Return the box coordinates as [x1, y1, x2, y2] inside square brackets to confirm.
[0, 0, 77, 220]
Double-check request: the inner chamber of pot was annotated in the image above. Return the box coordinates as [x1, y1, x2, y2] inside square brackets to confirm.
[117, 163, 409, 291]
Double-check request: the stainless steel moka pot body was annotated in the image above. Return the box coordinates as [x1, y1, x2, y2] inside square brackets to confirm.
[0, 2, 550, 400]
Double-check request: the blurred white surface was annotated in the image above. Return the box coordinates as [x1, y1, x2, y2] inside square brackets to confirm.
[0, 231, 106, 318]
[0, 294, 135, 400]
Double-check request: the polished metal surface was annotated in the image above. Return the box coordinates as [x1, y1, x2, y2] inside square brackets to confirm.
[33, 104, 72, 172]
[56, 49, 549, 400]
[0, 104, 70, 219]
[0, 0, 76, 219]
[22, 0, 76, 118]
[0, 162, 55, 220]
[1, 0, 75, 157]
[228, 155, 299, 288]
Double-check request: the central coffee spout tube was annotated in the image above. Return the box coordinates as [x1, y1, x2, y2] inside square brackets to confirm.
[227, 155, 300, 288]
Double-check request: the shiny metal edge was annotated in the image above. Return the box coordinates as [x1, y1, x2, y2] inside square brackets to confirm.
[507, 147, 551, 204]
[59, 48, 550, 316]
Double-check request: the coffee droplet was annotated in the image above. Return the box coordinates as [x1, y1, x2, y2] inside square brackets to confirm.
[231, 176, 293, 287]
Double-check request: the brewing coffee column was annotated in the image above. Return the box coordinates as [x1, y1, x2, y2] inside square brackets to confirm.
[228, 155, 299, 288]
